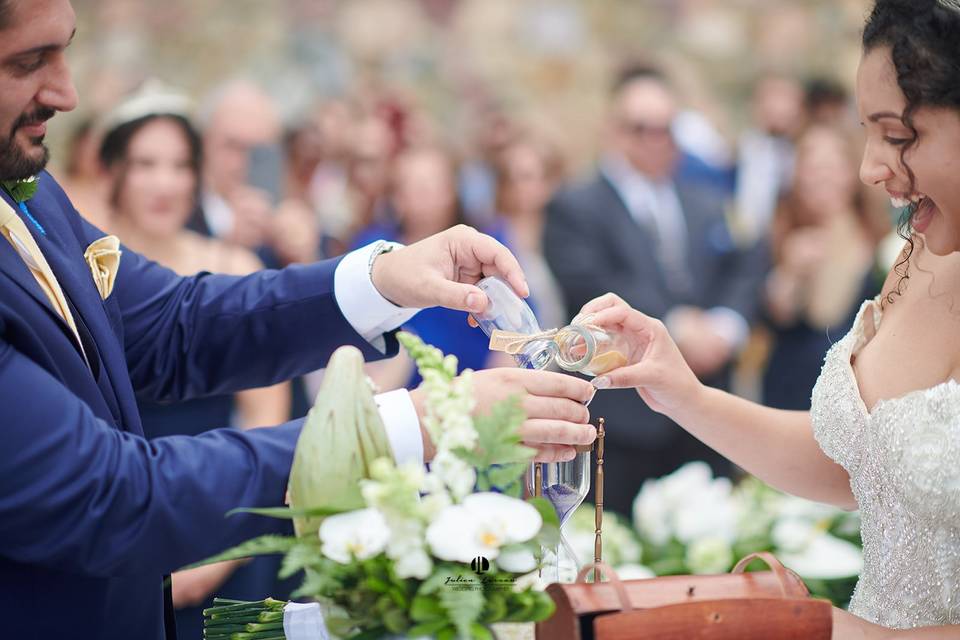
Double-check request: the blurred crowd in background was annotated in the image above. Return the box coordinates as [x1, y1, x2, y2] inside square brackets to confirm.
[47, 0, 900, 632]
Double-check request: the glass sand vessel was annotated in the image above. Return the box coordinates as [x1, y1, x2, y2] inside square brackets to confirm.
[471, 277, 626, 581]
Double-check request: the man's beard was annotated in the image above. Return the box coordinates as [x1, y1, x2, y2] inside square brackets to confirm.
[0, 108, 55, 181]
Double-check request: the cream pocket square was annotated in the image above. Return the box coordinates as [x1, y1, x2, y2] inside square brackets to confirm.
[84, 236, 122, 300]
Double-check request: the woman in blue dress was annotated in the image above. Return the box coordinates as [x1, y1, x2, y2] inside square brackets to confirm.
[353, 144, 518, 389]
[97, 85, 295, 638]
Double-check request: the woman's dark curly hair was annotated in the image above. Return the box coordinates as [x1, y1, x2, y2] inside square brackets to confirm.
[862, 0, 960, 306]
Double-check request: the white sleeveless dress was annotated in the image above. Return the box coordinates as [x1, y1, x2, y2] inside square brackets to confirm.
[812, 297, 960, 628]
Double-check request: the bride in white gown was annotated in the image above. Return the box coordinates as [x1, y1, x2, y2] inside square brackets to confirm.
[578, 1, 960, 638]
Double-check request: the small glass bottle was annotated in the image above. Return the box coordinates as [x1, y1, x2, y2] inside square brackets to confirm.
[471, 277, 633, 377]
[550, 313, 632, 377]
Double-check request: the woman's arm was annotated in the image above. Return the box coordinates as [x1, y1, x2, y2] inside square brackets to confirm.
[833, 608, 960, 639]
[585, 293, 855, 509]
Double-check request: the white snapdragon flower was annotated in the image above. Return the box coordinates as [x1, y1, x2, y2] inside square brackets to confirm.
[319, 509, 389, 563]
[432, 450, 477, 500]
[394, 548, 433, 580]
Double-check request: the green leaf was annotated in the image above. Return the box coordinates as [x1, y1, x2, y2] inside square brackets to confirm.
[2, 176, 38, 203]
[471, 622, 495, 640]
[363, 576, 390, 593]
[480, 592, 507, 623]
[227, 505, 347, 520]
[409, 619, 450, 636]
[436, 626, 459, 640]
[292, 566, 337, 599]
[411, 594, 445, 622]
[279, 542, 321, 579]
[346, 626, 389, 640]
[487, 462, 529, 489]
[419, 566, 456, 595]
[527, 592, 557, 622]
[382, 607, 409, 634]
[469, 397, 534, 470]
[182, 535, 297, 570]
[527, 497, 560, 549]
[439, 579, 485, 638]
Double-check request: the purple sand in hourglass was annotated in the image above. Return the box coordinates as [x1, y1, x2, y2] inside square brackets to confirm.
[542, 484, 582, 523]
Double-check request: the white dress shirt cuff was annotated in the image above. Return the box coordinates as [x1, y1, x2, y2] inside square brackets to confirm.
[705, 307, 750, 350]
[375, 389, 424, 467]
[334, 242, 421, 352]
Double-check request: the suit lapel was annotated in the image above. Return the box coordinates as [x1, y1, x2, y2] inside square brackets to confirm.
[3, 186, 134, 429]
[0, 196, 91, 366]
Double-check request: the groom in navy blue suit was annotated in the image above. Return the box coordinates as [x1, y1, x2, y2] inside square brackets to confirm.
[0, 2, 598, 638]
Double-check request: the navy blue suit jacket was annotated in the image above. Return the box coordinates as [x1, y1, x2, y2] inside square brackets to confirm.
[0, 173, 396, 639]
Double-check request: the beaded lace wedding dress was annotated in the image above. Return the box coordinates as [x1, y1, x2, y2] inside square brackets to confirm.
[812, 297, 960, 629]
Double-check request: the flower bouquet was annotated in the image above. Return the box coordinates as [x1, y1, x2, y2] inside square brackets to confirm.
[566, 461, 863, 607]
[194, 333, 561, 640]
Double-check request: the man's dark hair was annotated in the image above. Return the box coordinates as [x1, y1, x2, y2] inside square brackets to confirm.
[611, 62, 669, 96]
[804, 77, 849, 112]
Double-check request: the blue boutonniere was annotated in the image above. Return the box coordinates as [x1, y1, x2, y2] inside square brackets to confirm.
[1, 176, 44, 235]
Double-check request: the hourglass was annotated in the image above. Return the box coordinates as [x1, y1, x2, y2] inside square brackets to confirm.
[471, 276, 596, 582]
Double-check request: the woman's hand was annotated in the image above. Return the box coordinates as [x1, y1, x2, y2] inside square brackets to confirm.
[580, 293, 706, 419]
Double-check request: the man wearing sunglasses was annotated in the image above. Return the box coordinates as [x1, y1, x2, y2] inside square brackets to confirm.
[544, 62, 768, 516]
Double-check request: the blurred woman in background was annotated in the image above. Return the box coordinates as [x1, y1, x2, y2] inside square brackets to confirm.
[98, 87, 292, 637]
[495, 134, 567, 329]
[762, 124, 889, 409]
[353, 143, 515, 389]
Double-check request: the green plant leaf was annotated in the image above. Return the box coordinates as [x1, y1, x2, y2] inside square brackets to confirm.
[527, 497, 561, 549]
[279, 542, 321, 579]
[487, 462, 529, 490]
[182, 535, 297, 570]
[480, 592, 507, 623]
[411, 594, 445, 621]
[292, 566, 338, 599]
[227, 505, 347, 520]
[382, 607, 409, 634]
[439, 579, 485, 638]
[419, 566, 457, 595]
[409, 619, 450, 636]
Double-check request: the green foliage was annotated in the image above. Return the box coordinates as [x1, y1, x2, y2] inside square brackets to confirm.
[183, 535, 298, 570]
[527, 497, 561, 550]
[2, 177, 38, 203]
[226, 505, 346, 520]
[458, 397, 536, 497]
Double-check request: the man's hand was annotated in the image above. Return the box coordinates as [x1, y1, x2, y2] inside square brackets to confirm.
[410, 368, 597, 463]
[371, 225, 529, 313]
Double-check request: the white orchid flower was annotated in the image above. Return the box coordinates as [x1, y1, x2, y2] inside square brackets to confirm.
[427, 493, 542, 563]
[780, 533, 863, 580]
[319, 508, 389, 564]
[426, 505, 491, 562]
[497, 547, 538, 574]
